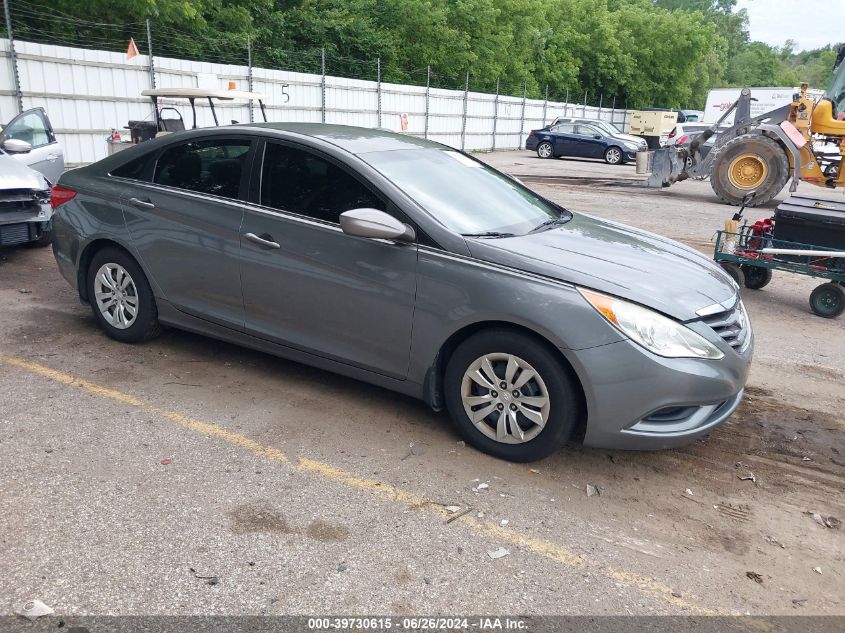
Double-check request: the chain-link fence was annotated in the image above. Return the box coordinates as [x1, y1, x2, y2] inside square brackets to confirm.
[1, 0, 632, 165]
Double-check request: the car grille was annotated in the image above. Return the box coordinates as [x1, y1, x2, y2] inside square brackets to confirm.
[700, 301, 749, 350]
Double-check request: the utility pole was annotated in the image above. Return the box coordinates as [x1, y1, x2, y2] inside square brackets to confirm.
[145, 18, 156, 89]
[542, 84, 548, 127]
[518, 81, 526, 150]
[3, 0, 22, 113]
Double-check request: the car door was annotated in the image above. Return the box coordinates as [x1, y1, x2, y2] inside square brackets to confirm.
[118, 136, 256, 330]
[0, 108, 64, 182]
[239, 140, 418, 379]
[575, 124, 606, 158]
[549, 123, 577, 156]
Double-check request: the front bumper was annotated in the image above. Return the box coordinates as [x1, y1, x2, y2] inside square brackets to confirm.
[565, 336, 752, 450]
[623, 149, 638, 162]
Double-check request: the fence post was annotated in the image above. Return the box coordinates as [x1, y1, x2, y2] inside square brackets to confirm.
[3, 0, 22, 113]
[491, 78, 499, 152]
[598, 92, 603, 119]
[320, 47, 326, 123]
[518, 81, 526, 150]
[611, 96, 616, 126]
[376, 57, 382, 128]
[582, 90, 587, 117]
[424, 65, 430, 140]
[623, 100, 628, 132]
[145, 18, 156, 90]
[564, 88, 569, 118]
[460, 70, 469, 151]
[542, 84, 548, 126]
[247, 36, 254, 123]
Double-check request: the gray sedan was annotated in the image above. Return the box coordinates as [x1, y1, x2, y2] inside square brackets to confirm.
[50, 124, 752, 461]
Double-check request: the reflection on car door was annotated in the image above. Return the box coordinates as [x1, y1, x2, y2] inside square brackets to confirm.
[0, 108, 64, 182]
[239, 140, 417, 379]
[119, 136, 255, 330]
[574, 125, 606, 158]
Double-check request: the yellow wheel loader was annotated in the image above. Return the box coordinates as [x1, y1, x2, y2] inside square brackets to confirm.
[649, 44, 845, 207]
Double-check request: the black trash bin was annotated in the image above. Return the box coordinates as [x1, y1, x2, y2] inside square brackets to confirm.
[126, 120, 158, 144]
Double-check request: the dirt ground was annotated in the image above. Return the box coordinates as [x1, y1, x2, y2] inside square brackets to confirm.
[0, 152, 843, 618]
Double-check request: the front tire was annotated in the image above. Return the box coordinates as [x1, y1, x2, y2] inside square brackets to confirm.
[741, 265, 772, 289]
[86, 246, 162, 343]
[710, 134, 789, 206]
[719, 262, 745, 288]
[536, 141, 554, 159]
[604, 146, 623, 165]
[809, 283, 845, 318]
[444, 329, 581, 462]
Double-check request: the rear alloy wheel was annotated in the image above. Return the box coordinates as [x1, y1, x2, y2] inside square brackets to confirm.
[740, 265, 772, 290]
[87, 247, 162, 343]
[809, 283, 845, 318]
[710, 134, 789, 206]
[604, 147, 623, 165]
[444, 329, 580, 462]
[536, 141, 553, 159]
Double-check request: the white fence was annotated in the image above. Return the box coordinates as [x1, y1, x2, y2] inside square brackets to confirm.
[1, 38, 633, 166]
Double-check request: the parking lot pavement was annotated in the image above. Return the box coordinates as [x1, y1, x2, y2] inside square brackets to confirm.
[1, 152, 844, 617]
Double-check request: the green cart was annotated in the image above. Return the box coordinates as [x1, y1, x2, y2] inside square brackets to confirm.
[713, 226, 845, 318]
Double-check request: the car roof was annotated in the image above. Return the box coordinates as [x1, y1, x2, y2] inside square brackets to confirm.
[233, 122, 442, 153]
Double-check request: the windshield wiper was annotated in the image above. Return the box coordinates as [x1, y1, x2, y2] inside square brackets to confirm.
[531, 216, 569, 232]
[461, 231, 516, 238]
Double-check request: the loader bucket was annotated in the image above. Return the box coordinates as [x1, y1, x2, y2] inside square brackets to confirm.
[647, 146, 688, 188]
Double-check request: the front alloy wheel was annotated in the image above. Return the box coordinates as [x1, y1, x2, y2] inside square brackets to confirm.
[604, 147, 622, 165]
[461, 353, 550, 444]
[444, 329, 581, 462]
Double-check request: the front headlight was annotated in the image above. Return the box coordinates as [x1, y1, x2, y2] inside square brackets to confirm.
[578, 288, 724, 360]
[623, 141, 639, 150]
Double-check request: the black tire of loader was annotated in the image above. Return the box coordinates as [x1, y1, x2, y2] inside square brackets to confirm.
[709, 133, 790, 207]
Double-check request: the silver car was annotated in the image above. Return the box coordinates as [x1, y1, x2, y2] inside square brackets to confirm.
[0, 107, 65, 247]
[50, 124, 752, 461]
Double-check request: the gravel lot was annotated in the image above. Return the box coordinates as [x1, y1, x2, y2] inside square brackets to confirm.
[1, 151, 843, 618]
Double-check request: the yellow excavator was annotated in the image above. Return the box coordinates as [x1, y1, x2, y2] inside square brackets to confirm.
[649, 44, 845, 206]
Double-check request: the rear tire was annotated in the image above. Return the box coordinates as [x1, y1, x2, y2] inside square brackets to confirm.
[741, 265, 772, 290]
[710, 134, 789, 206]
[537, 141, 553, 159]
[809, 283, 845, 318]
[86, 246, 162, 343]
[444, 329, 581, 462]
[719, 262, 745, 288]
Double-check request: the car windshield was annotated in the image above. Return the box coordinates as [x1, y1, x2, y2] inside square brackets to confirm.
[362, 149, 569, 236]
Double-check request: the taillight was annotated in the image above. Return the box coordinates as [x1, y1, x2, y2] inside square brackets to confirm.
[678, 135, 689, 145]
[667, 129, 676, 139]
[50, 185, 77, 209]
[529, 130, 536, 137]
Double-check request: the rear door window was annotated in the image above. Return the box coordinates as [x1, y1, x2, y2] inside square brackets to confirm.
[154, 139, 252, 200]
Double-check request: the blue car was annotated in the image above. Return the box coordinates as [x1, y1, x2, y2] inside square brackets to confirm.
[526, 122, 640, 165]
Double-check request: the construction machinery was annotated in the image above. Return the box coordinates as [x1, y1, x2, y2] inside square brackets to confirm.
[648, 44, 845, 207]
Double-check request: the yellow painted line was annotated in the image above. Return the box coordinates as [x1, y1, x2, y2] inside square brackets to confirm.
[1, 353, 719, 615]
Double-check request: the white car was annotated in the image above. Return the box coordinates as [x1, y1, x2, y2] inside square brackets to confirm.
[0, 108, 64, 247]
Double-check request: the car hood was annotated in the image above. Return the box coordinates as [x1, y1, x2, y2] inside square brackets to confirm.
[0, 153, 47, 191]
[464, 213, 736, 321]
[612, 132, 646, 147]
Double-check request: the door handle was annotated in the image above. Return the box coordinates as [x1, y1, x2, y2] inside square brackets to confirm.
[47, 153, 59, 161]
[127, 197, 155, 209]
[244, 232, 280, 249]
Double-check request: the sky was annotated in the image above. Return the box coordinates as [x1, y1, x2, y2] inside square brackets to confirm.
[736, 0, 845, 51]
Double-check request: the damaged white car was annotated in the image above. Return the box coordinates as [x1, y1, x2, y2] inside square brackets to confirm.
[0, 107, 64, 247]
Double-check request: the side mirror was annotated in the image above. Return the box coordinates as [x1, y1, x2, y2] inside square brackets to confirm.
[340, 208, 415, 242]
[3, 138, 32, 154]
[593, 134, 602, 139]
